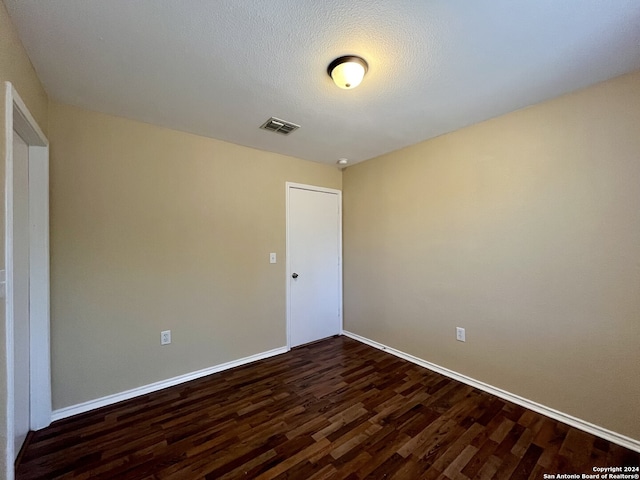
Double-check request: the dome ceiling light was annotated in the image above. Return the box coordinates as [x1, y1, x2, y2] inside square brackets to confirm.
[327, 56, 368, 89]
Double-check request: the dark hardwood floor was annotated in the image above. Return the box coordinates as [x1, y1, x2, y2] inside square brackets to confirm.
[17, 336, 639, 479]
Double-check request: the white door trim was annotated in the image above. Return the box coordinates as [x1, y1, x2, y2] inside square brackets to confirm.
[285, 182, 343, 350]
[4, 82, 51, 478]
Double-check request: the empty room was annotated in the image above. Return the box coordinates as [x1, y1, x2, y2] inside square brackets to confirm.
[1, 1, 639, 479]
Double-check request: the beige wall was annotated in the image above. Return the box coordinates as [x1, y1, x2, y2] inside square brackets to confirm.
[49, 101, 341, 409]
[343, 70, 640, 440]
[0, 0, 49, 471]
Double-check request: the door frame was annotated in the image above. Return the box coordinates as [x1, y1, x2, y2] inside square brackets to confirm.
[285, 182, 342, 350]
[4, 82, 51, 475]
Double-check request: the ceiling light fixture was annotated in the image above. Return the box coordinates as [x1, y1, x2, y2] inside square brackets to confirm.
[337, 158, 348, 165]
[328, 56, 368, 89]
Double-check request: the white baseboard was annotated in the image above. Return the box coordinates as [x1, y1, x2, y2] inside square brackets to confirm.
[51, 346, 288, 422]
[342, 330, 640, 453]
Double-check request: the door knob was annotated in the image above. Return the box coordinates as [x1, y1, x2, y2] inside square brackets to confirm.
[292, 273, 299, 279]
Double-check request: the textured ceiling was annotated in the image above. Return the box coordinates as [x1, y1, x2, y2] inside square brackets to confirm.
[6, 0, 640, 166]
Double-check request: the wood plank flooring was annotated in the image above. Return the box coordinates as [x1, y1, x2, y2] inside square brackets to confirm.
[17, 336, 639, 479]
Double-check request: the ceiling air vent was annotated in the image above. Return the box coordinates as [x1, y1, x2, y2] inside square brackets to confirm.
[260, 117, 300, 135]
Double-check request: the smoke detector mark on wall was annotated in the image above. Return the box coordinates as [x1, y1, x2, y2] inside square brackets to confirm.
[260, 117, 300, 135]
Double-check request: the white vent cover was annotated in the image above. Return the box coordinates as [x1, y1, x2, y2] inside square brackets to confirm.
[260, 117, 300, 135]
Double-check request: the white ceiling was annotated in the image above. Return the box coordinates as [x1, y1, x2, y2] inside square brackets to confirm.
[6, 0, 640, 166]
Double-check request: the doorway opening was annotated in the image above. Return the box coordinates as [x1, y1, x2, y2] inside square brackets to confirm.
[4, 82, 51, 477]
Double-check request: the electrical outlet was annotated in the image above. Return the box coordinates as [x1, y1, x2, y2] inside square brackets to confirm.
[161, 330, 171, 345]
[456, 327, 466, 342]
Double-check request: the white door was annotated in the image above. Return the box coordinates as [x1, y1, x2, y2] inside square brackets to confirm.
[13, 130, 30, 457]
[288, 185, 342, 347]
